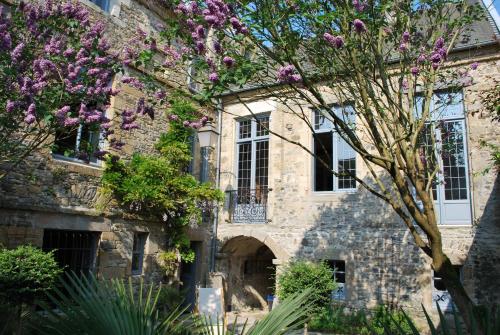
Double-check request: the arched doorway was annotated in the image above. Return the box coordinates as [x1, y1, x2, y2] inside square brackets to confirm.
[219, 236, 277, 312]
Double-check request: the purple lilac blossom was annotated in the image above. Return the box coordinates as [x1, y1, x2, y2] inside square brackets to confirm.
[353, 19, 366, 33]
[470, 62, 478, 70]
[277, 64, 302, 83]
[208, 72, 219, 82]
[352, 0, 367, 12]
[223, 56, 234, 67]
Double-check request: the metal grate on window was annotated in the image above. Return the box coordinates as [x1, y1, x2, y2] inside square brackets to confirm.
[42, 230, 99, 275]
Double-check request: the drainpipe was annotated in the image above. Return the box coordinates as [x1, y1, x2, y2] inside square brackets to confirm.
[209, 98, 223, 274]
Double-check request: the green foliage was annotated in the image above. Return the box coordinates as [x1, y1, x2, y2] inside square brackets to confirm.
[370, 303, 500, 335]
[158, 250, 180, 277]
[309, 305, 369, 334]
[0, 245, 62, 305]
[102, 99, 223, 261]
[29, 272, 196, 335]
[277, 260, 336, 313]
[199, 288, 315, 335]
[369, 306, 415, 335]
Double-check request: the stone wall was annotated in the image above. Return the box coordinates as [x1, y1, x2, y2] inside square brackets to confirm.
[0, 0, 208, 287]
[215, 52, 500, 322]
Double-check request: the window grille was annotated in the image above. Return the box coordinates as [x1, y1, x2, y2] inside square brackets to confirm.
[42, 229, 99, 275]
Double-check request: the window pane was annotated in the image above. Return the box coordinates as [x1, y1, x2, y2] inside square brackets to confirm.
[441, 121, 467, 200]
[255, 140, 269, 202]
[433, 91, 464, 119]
[53, 127, 79, 157]
[239, 120, 252, 139]
[337, 137, 356, 189]
[256, 116, 270, 137]
[237, 142, 252, 195]
[314, 132, 333, 191]
[131, 233, 147, 274]
[80, 125, 101, 163]
[314, 110, 333, 131]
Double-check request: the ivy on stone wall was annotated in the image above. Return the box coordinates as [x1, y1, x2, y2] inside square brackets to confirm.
[101, 99, 223, 261]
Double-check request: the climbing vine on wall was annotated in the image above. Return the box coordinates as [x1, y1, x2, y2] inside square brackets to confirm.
[101, 99, 223, 261]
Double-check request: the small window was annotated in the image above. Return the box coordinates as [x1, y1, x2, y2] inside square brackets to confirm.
[42, 229, 100, 275]
[131, 233, 148, 275]
[90, 0, 110, 12]
[52, 124, 102, 164]
[327, 260, 346, 301]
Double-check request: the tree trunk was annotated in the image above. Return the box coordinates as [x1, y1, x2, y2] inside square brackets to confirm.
[436, 256, 484, 335]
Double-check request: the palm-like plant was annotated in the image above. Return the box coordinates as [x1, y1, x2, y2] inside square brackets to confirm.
[28, 272, 315, 335]
[374, 304, 499, 335]
[29, 272, 195, 335]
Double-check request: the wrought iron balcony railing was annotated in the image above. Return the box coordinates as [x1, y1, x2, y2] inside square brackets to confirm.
[226, 187, 270, 224]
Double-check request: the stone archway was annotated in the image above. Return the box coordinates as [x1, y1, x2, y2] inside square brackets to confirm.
[218, 236, 281, 312]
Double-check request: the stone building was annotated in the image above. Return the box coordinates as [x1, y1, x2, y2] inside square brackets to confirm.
[0, 0, 210, 306]
[212, 5, 500, 322]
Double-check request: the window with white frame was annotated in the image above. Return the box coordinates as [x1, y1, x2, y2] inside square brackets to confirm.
[327, 260, 346, 301]
[416, 91, 471, 225]
[131, 232, 148, 275]
[313, 106, 356, 192]
[236, 115, 270, 197]
[432, 265, 463, 312]
[90, 0, 110, 12]
[52, 123, 103, 164]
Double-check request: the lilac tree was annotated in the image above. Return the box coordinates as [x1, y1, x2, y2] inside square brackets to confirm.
[0, 1, 134, 178]
[133, 0, 491, 331]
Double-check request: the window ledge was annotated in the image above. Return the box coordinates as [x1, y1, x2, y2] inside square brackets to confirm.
[312, 189, 358, 196]
[52, 155, 103, 177]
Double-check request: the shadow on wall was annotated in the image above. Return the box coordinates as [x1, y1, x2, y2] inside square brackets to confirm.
[216, 236, 276, 312]
[289, 172, 499, 320]
[468, 174, 500, 307]
[291, 180, 430, 313]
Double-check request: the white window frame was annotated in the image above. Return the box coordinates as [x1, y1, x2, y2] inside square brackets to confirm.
[328, 259, 346, 301]
[312, 106, 357, 193]
[52, 124, 105, 167]
[235, 114, 270, 191]
[416, 91, 472, 225]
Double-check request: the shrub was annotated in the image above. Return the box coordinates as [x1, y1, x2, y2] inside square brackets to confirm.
[277, 260, 336, 313]
[0, 245, 62, 305]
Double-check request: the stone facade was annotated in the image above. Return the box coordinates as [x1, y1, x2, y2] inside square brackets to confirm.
[0, 0, 209, 291]
[214, 47, 500, 324]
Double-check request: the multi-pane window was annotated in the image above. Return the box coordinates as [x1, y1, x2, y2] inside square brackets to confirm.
[416, 91, 471, 225]
[432, 265, 463, 312]
[42, 229, 100, 275]
[90, 0, 110, 12]
[52, 124, 102, 164]
[236, 115, 270, 196]
[314, 106, 356, 192]
[131, 233, 148, 275]
[327, 260, 346, 301]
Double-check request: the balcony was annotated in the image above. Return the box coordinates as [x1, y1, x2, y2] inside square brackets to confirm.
[226, 187, 270, 224]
